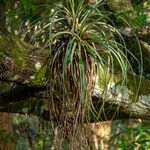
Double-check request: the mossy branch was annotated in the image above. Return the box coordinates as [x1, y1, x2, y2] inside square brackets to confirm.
[0, 28, 150, 121]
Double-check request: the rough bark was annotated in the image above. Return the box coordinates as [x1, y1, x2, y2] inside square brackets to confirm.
[0, 113, 14, 150]
[0, 82, 14, 150]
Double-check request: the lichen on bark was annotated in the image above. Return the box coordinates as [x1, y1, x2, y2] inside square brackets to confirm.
[98, 68, 150, 102]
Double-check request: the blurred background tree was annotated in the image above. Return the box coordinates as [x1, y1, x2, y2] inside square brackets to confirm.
[0, 0, 150, 149]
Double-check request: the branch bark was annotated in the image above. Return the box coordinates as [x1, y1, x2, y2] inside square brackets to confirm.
[92, 86, 150, 121]
[0, 84, 150, 121]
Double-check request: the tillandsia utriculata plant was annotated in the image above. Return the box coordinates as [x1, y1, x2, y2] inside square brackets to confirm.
[46, 0, 135, 140]
[19, 0, 142, 146]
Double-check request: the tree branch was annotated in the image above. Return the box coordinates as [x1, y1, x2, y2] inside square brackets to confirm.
[0, 27, 150, 122]
[92, 87, 150, 121]
[0, 84, 46, 108]
[0, 81, 150, 121]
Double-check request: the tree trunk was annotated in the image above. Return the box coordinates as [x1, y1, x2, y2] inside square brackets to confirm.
[0, 82, 14, 150]
[84, 121, 111, 150]
[0, 113, 14, 150]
